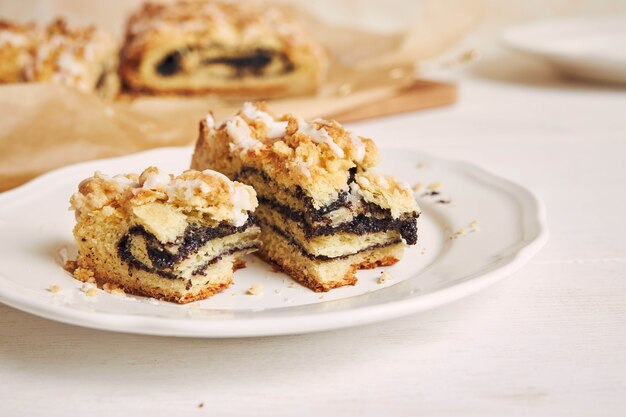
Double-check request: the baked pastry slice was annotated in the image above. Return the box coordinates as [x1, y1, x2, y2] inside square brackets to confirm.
[192, 103, 420, 291]
[120, 0, 326, 98]
[70, 167, 260, 303]
[0, 20, 37, 83]
[31, 19, 119, 99]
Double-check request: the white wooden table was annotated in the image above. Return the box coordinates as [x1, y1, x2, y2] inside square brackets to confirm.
[1, 55, 625, 416]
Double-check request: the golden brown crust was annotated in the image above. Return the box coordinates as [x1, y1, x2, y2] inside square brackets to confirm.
[257, 251, 356, 292]
[119, 0, 326, 97]
[257, 251, 399, 292]
[89, 267, 232, 304]
[254, 222, 404, 292]
[232, 258, 247, 271]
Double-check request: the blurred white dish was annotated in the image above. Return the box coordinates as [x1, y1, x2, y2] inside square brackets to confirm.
[502, 17, 626, 84]
[0, 147, 547, 337]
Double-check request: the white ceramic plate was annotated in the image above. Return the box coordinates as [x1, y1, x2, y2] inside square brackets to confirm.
[502, 17, 626, 84]
[0, 147, 547, 337]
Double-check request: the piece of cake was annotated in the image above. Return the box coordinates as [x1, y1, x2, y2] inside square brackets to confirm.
[119, 0, 327, 98]
[191, 102, 420, 291]
[70, 167, 260, 303]
[30, 18, 119, 99]
[0, 19, 37, 83]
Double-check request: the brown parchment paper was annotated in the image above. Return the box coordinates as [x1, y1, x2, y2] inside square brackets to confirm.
[0, 0, 482, 191]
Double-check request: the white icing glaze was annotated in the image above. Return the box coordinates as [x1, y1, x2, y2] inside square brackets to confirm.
[0, 31, 28, 46]
[93, 172, 138, 192]
[294, 160, 312, 179]
[350, 132, 366, 163]
[241, 102, 287, 139]
[57, 51, 85, 76]
[167, 178, 211, 201]
[142, 170, 171, 191]
[111, 175, 137, 189]
[204, 113, 215, 129]
[296, 118, 345, 158]
[230, 186, 253, 227]
[358, 176, 371, 187]
[202, 169, 252, 227]
[226, 116, 262, 155]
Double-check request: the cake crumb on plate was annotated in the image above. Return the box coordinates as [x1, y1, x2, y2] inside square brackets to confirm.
[428, 182, 442, 191]
[246, 283, 263, 295]
[377, 271, 392, 284]
[48, 284, 62, 293]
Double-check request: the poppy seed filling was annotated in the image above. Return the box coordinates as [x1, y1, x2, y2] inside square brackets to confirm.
[118, 219, 257, 279]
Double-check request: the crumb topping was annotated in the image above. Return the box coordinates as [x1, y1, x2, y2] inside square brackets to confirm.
[0, 19, 37, 79]
[201, 102, 390, 208]
[32, 18, 116, 91]
[197, 102, 420, 216]
[0, 19, 36, 47]
[70, 167, 257, 227]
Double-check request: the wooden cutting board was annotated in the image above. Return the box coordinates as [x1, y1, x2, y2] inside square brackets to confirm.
[326, 80, 457, 123]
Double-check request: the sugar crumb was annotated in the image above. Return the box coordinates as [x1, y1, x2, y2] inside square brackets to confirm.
[111, 288, 126, 296]
[377, 271, 392, 284]
[450, 227, 466, 239]
[450, 221, 480, 240]
[80, 283, 98, 298]
[428, 182, 442, 191]
[48, 284, 62, 293]
[246, 283, 263, 296]
[288, 282, 296, 288]
[73, 267, 95, 283]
